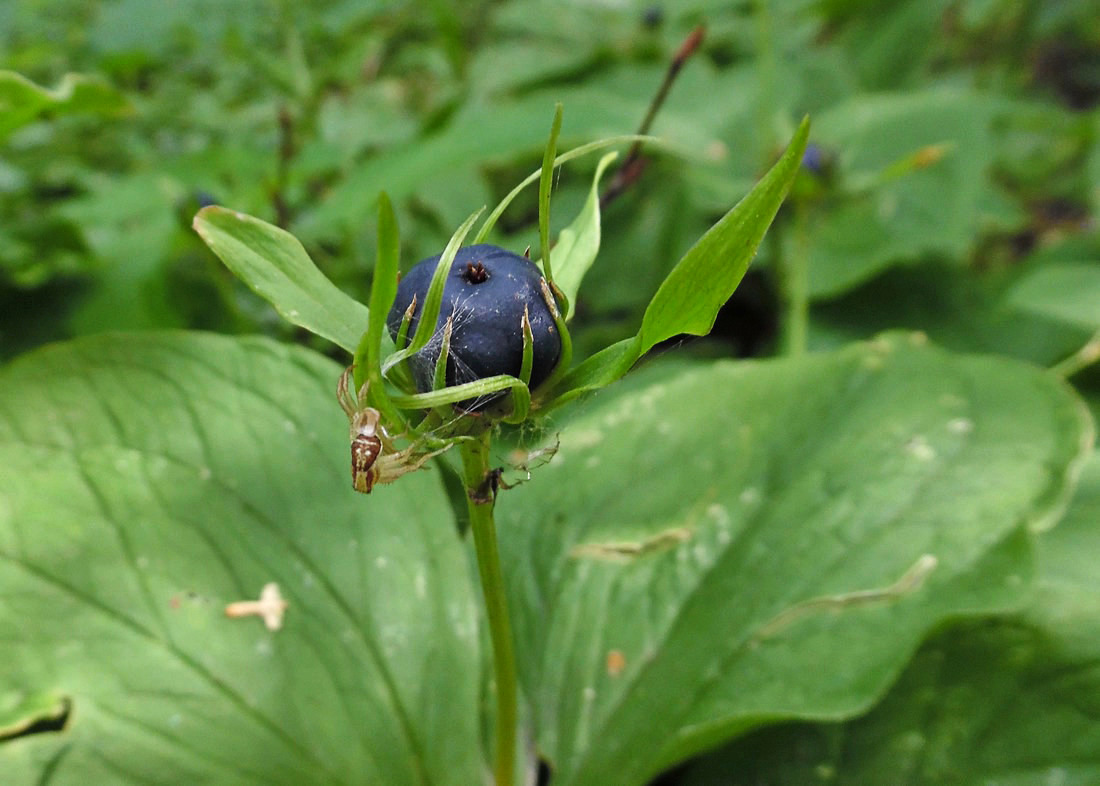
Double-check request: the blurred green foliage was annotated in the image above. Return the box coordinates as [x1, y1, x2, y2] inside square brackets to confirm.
[3, 0, 1097, 368]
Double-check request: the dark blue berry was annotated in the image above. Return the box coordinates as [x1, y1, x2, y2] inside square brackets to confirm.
[387, 245, 562, 398]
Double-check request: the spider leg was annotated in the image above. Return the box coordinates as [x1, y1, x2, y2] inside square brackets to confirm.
[338, 366, 376, 424]
[372, 441, 454, 487]
[494, 469, 526, 491]
[337, 366, 371, 420]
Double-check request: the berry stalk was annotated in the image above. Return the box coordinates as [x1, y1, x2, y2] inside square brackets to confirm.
[460, 432, 518, 786]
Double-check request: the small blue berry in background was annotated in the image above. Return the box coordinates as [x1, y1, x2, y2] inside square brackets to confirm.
[801, 143, 827, 174]
[642, 6, 663, 28]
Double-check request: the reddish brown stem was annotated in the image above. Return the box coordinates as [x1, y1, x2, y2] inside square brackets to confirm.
[272, 105, 295, 228]
[601, 24, 706, 209]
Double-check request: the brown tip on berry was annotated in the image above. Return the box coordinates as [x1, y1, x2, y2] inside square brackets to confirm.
[462, 261, 490, 284]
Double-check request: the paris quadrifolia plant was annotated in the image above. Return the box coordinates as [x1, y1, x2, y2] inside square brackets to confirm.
[194, 103, 809, 786]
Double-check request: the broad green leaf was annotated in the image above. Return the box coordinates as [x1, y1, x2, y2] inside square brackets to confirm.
[0, 70, 130, 139]
[0, 333, 483, 784]
[550, 152, 618, 321]
[638, 116, 809, 352]
[193, 207, 369, 354]
[497, 333, 1091, 785]
[1007, 262, 1100, 329]
[678, 453, 1100, 785]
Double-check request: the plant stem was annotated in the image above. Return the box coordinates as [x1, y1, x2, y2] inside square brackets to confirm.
[754, 0, 777, 166]
[1051, 328, 1100, 379]
[460, 432, 517, 786]
[272, 105, 295, 228]
[600, 25, 705, 209]
[777, 200, 810, 356]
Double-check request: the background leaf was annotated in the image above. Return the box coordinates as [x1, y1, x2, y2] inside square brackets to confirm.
[810, 258, 1094, 368]
[0, 333, 483, 784]
[0, 70, 130, 139]
[193, 207, 368, 354]
[1007, 262, 1100, 329]
[676, 451, 1100, 785]
[805, 89, 1006, 299]
[497, 333, 1091, 785]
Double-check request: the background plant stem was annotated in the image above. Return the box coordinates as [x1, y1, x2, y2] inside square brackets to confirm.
[777, 200, 810, 356]
[1052, 328, 1100, 378]
[754, 0, 777, 165]
[460, 432, 517, 786]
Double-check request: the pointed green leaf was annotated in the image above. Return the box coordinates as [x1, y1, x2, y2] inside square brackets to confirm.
[193, 207, 368, 354]
[550, 152, 618, 321]
[637, 116, 810, 353]
[0, 333, 484, 784]
[545, 336, 641, 406]
[519, 309, 535, 387]
[532, 278, 573, 398]
[498, 333, 1091, 785]
[432, 317, 454, 392]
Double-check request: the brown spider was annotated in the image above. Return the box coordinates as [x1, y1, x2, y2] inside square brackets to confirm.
[337, 367, 451, 493]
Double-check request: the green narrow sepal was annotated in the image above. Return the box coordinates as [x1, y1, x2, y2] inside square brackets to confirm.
[519, 307, 534, 387]
[537, 103, 563, 286]
[408, 207, 483, 354]
[474, 134, 663, 245]
[384, 208, 483, 376]
[433, 315, 454, 392]
[391, 374, 529, 413]
[359, 191, 405, 427]
[395, 295, 416, 351]
[502, 382, 531, 425]
[532, 278, 572, 398]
